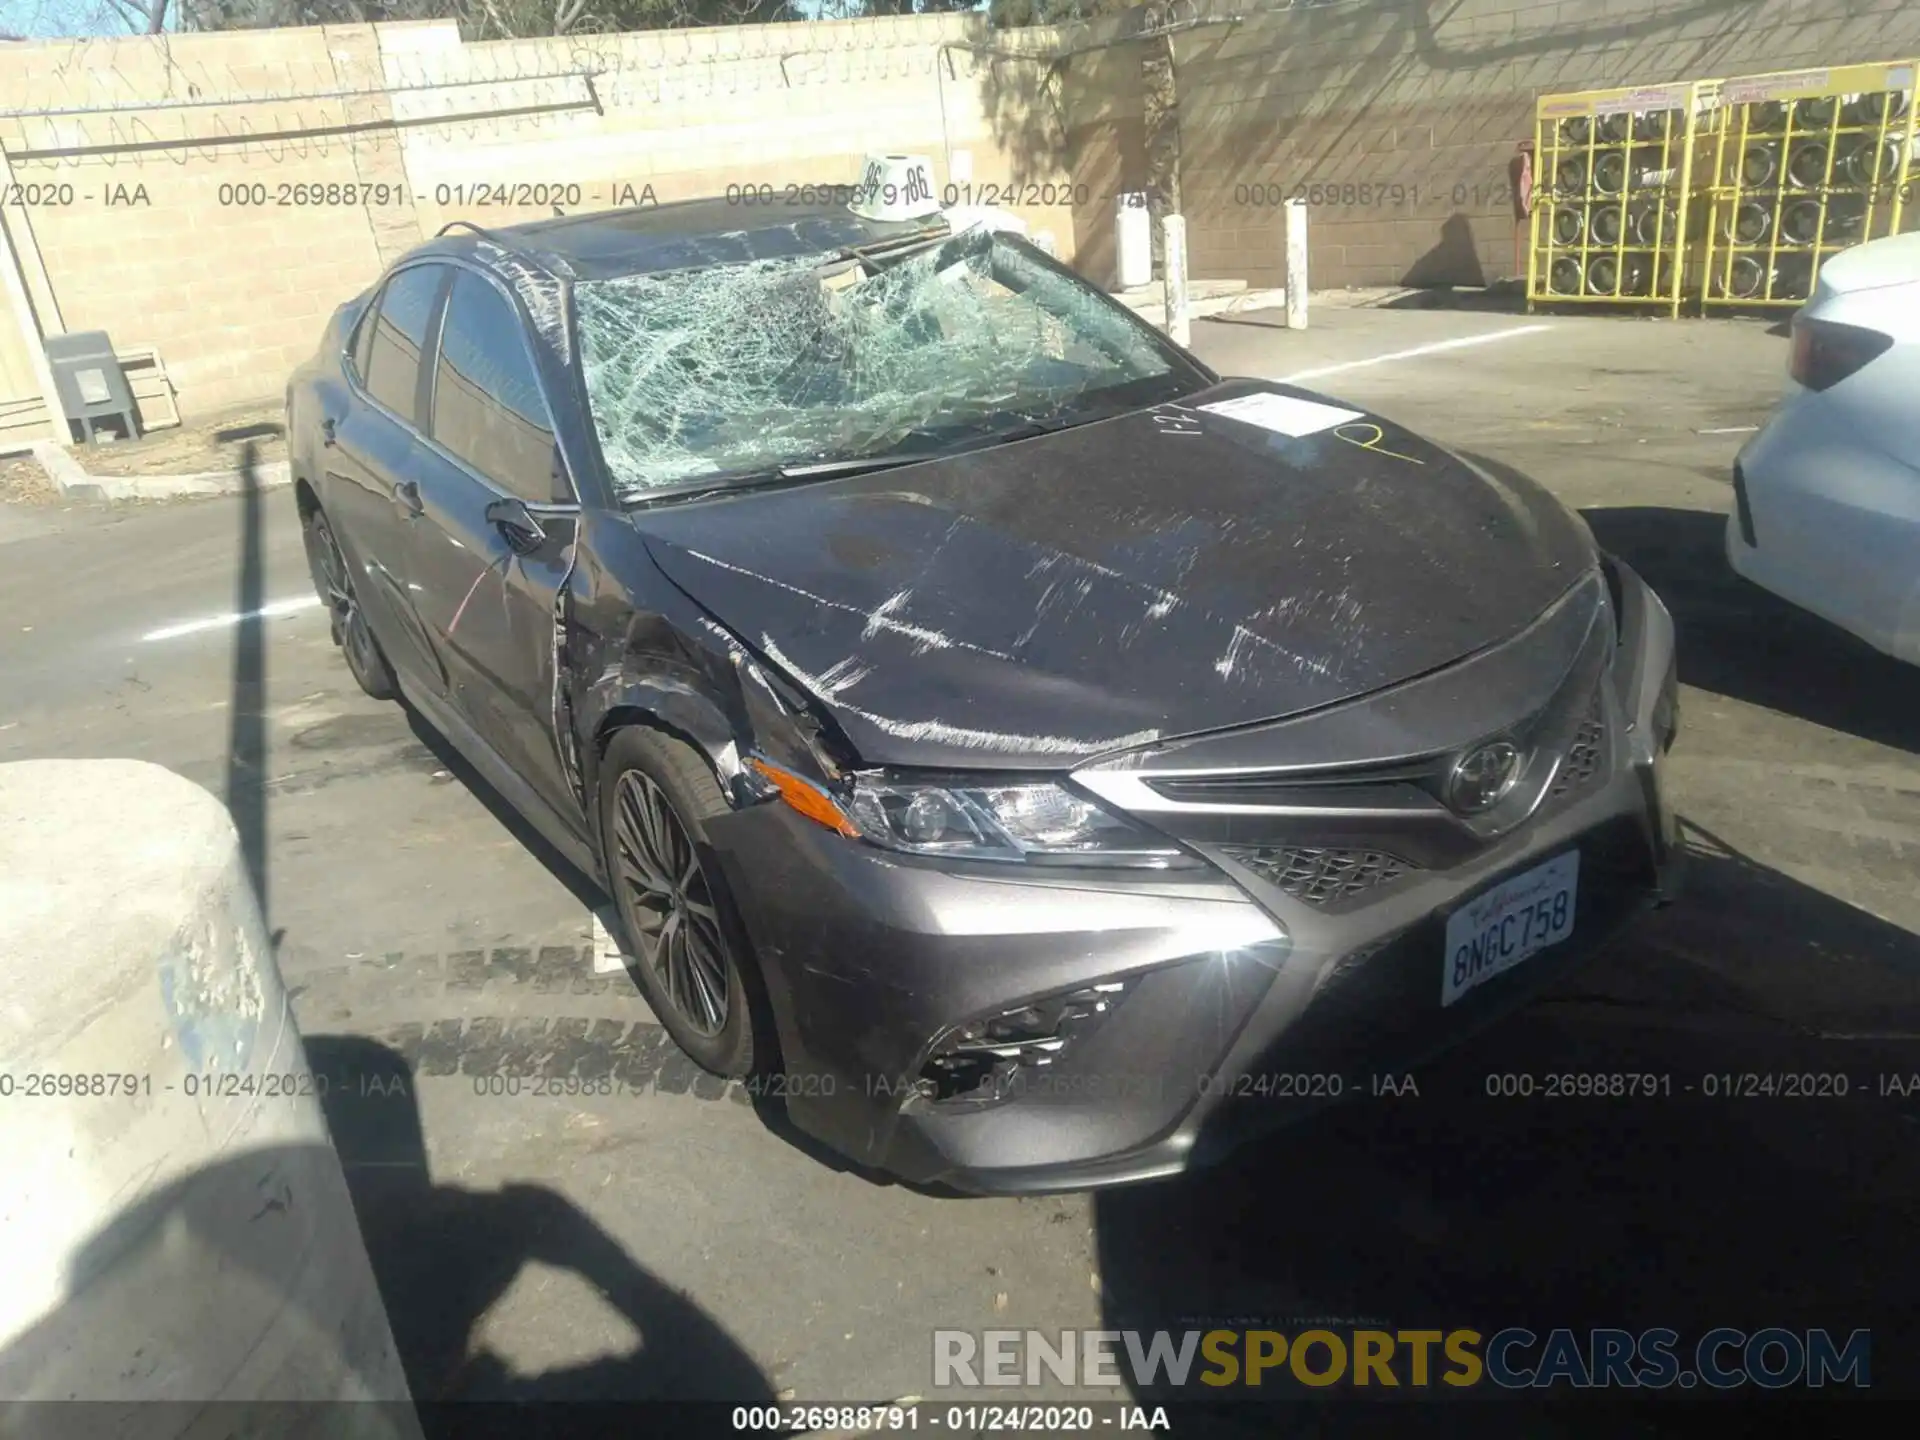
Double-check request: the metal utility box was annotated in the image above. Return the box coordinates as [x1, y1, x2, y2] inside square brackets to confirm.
[44, 330, 143, 445]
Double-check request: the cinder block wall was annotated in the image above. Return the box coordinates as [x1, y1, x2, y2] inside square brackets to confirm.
[0, 16, 1073, 421]
[1173, 0, 1920, 289]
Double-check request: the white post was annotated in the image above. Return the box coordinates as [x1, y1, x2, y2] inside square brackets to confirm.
[1162, 214, 1189, 347]
[1284, 197, 1309, 330]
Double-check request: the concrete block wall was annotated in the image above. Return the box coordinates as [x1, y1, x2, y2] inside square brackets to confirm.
[1172, 0, 1920, 289]
[0, 15, 1076, 422]
[0, 27, 395, 421]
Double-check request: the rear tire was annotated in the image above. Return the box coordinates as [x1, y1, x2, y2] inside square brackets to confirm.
[598, 727, 765, 1078]
[302, 503, 398, 702]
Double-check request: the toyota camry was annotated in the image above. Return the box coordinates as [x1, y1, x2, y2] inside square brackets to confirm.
[287, 197, 1684, 1193]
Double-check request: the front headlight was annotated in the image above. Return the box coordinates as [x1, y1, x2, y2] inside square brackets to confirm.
[846, 775, 1195, 867]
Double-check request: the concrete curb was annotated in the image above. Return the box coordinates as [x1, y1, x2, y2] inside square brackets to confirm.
[1130, 285, 1291, 327]
[28, 440, 290, 502]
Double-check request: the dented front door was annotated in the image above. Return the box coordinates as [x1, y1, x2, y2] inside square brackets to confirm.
[400, 268, 581, 818]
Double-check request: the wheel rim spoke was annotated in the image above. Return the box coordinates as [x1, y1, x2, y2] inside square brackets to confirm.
[317, 525, 353, 610]
[616, 782, 673, 893]
[610, 772, 730, 1038]
[683, 917, 728, 1030]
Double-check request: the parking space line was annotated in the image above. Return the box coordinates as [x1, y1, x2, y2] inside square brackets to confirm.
[141, 595, 323, 642]
[1277, 324, 1553, 383]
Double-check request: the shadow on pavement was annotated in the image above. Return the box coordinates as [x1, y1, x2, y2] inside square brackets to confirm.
[1578, 502, 1920, 754]
[395, 703, 608, 916]
[1091, 827, 1920, 1428]
[225, 438, 271, 918]
[307, 1034, 777, 1414]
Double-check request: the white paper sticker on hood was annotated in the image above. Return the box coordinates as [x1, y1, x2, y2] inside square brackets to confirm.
[1200, 392, 1366, 437]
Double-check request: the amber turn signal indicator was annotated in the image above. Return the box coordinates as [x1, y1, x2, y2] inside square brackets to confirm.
[748, 757, 861, 837]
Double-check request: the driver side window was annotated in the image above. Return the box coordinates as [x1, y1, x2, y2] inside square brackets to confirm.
[429, 270, 562, 504]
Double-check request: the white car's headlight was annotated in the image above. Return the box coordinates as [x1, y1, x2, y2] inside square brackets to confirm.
[846, 776, 1193, 867]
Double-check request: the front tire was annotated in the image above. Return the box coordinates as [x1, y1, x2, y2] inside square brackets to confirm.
[598, 727, 761, 1077]
[302, 503, 398, 701]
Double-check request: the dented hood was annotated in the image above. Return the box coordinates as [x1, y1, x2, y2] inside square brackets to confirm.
[635, 381, 1597, 770]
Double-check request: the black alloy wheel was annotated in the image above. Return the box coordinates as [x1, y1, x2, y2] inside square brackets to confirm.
[599, 727, 763, 1076]
[302, 504, 397, 701]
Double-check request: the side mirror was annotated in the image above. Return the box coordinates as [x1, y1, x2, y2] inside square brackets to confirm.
[485, 496, 547, 555]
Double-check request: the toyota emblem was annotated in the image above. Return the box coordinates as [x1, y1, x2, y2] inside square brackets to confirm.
[1446, 740, 1522, 814]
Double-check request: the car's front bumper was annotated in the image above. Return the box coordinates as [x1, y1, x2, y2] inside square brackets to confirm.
[703, 566, 1682, 1195]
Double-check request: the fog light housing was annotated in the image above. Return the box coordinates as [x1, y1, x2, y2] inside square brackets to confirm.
[1652, 665, 1680, 753]
[917, 980, 1133, 1103]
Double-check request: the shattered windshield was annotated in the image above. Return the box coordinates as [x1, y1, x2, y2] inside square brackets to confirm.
[573, 228, 1189, 499]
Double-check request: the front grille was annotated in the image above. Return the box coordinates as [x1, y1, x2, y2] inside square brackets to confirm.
[1220, 844, 1415, 906]
[1549, 710, 1607, 799]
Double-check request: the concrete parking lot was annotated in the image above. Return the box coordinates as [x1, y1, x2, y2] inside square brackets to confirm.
[4, 302, 1918, 1421]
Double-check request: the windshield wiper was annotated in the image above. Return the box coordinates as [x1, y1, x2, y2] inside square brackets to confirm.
[632, 454, 929, 507]
[630, 407, 1143, 509]
[774, 452, 930, 480]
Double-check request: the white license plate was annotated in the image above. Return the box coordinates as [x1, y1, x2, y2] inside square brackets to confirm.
[1441, 850, 1580, 1007]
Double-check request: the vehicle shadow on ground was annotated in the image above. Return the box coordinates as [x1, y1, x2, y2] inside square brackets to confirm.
[307, 1034, 777, 1413]
[394, 703, 609, 916]
[1579, 502, 1920, 753]
[1090, 828, 1920, 1429]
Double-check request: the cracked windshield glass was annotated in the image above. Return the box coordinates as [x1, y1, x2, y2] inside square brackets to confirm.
[573, 229, 1184, 496]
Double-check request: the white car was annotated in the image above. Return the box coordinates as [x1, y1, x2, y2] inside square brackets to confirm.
[1727, 230, 1920, 663]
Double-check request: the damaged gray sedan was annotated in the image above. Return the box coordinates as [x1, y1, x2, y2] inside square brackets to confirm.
[287, 198, 1683, 1194]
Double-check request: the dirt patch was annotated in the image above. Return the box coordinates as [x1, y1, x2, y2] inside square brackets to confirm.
[68, 398, 287, 478]
[0, 453, 59, 505]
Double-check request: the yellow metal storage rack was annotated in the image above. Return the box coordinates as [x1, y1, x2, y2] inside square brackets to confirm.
[1694, 61, 1918, 308]
[1528, 81, 1705, 317]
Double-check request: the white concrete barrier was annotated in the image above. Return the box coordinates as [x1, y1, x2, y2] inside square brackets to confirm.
[0, 760, 420, 1439]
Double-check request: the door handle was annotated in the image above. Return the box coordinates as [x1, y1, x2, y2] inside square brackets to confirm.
[393, 479, 423, 518]
[319, 415, 338, 447]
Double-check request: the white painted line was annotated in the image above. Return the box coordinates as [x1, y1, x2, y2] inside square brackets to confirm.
[1276, 324, 1554, 383]
[1697, 425, 1759, 435]
[590, 908, 628, 974]
[140, 594, 324, 642]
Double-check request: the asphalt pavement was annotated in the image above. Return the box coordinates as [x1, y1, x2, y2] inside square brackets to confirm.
[3, 304, 1918, 1421]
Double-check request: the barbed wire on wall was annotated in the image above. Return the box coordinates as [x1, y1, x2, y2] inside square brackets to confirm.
[0, 26, 1002, 166]
[0, 0, 1362, 167]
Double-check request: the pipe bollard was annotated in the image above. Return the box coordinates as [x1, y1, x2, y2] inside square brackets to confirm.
[0, 759, 421, 1440]
[1284, 197, 1309, 330]
[1161, 215, 1190, 347]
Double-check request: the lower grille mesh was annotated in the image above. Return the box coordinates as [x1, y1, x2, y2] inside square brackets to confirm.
[1550, 709, 1607, 799]
[1221, 845, 1414, 906]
